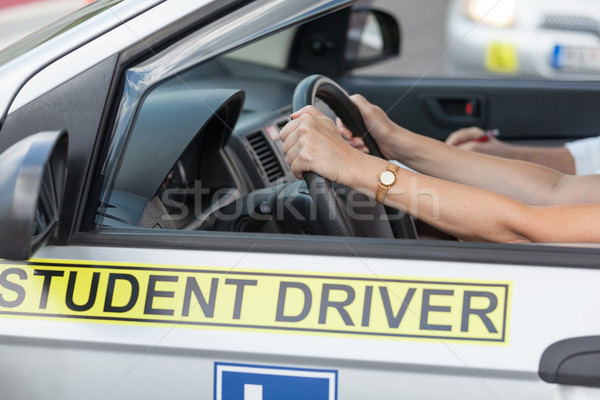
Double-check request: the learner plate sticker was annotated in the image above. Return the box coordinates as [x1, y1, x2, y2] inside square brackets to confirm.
[214, 363, 337, 400]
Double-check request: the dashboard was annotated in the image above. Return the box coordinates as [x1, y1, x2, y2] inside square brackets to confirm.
[102, 55, 417, 239]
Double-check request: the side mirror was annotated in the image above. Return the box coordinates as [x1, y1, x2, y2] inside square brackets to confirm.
[0, 130, 68, 260]
[345, 9, 401, 70]
[289, 7, 401, 76]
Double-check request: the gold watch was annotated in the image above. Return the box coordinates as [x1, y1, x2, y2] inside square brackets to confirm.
[376, 163, 399, 204]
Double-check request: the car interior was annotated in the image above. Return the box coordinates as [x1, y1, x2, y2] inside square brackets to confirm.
[99, 7, 424, 241]
[98, 3, 600, 245]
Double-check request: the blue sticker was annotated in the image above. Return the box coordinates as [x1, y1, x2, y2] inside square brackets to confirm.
[214, 363, 337, 400]
[551, 45, 563, 70]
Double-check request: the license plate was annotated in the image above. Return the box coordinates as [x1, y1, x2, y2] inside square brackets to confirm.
[551, 44, 600, 72]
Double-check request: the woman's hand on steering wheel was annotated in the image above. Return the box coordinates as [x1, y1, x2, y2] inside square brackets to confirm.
[337, 118, 369, 154]
[345, 94, 400, 161]
[280, 74, 418, 239]
[281, 105, 366, 185]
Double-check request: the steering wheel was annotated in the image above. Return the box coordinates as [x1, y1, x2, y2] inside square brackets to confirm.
[291, 75, 417, 239]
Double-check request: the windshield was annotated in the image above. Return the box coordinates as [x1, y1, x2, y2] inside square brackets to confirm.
[0, 0, 124, 68]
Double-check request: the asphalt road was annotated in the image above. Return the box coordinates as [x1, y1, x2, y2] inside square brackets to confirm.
[360, 0, 453, 77]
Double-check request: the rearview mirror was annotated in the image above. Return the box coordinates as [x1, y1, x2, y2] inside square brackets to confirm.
[0, 131, 68, 260]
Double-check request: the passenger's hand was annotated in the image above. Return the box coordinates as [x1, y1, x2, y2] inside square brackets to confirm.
[280, 106, 364, 184]
[445, 127, 505, 155]
[445, 127, 485, 146]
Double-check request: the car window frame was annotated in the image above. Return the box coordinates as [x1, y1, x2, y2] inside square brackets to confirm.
[93, 0, 356, 226]
[72, 228, 600, 269]
[77, 0, 600, 267]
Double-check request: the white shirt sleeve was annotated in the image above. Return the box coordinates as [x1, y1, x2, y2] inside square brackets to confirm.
[564, 136, 600, 175]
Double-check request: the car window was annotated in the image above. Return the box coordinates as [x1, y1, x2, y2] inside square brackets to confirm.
[97, 25, 304, 232]
[96, 2, 372, 235]
[357, 0, 600, 81]
[0, 0, 124, 68]
[96, 5, 419, 241]
[92, 0, 599, 246]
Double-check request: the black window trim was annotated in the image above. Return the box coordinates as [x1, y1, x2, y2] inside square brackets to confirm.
[71, 229, 600, 269]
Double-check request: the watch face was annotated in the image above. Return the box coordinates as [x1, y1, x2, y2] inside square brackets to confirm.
[380, 170, 396, 186]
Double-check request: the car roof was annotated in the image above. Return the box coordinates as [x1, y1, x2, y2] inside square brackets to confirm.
[0, 0, 166, 130]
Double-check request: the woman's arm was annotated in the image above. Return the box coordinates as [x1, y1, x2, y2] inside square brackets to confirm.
[445, 127, 576, 175]
[280, 106, 600, 243]
[349, 95, 598, 206]
[340, 153, 600, 243]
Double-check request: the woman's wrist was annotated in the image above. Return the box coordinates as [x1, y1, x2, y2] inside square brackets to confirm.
[383, 126, 419, 162]
[338, 151, 389, 195]
[368, 123, 403, 161]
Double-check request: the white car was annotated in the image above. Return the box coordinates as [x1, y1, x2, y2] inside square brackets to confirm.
[0, 0, 599, 399]
[445, 0, 600, 79]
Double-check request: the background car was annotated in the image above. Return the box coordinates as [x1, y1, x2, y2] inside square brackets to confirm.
[445, 0, 600, 79]
[0, 0, 599, 399]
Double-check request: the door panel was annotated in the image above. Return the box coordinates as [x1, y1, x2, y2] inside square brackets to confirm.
[1, 242, 599, 399]
[341, 77, 600, 144]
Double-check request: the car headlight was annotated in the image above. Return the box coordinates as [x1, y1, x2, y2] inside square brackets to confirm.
[463, 0, 516, 28]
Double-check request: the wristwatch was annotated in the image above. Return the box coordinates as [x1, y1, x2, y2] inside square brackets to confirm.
[376, 163, 399, 204]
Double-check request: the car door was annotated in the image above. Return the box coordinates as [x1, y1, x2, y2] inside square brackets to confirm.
[341, 75, 600, 145]
[0, 0, 599, 399]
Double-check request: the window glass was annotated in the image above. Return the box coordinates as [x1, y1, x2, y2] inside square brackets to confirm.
[96, 1, 347, 236]
[98, 33, 299, 231]
[96, 5, 418, 240]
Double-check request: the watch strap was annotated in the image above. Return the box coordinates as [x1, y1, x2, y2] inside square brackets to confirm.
[376, 163, 399, 204]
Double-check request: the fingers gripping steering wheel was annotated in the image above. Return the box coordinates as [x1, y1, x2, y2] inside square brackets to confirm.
[291, 75, 417, 239]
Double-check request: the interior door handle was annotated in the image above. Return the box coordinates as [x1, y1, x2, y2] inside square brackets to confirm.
[421, 95, 485, 127]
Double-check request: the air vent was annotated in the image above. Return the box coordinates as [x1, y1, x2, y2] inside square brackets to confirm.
[246, 131, 284, 183]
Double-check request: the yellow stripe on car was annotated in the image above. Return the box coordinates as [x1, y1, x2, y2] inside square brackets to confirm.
[0, 259, 511, 344]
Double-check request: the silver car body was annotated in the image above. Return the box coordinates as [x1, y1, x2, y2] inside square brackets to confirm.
[0, 0, 599, 399]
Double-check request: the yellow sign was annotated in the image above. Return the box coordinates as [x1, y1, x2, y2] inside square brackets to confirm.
[0, 259, 511, 344]
[485, 42, 519, 73]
